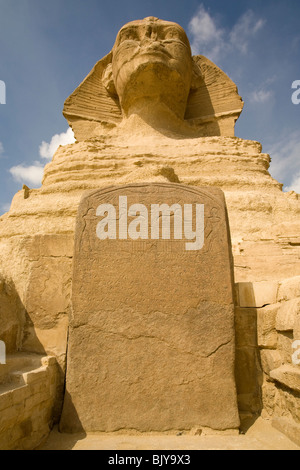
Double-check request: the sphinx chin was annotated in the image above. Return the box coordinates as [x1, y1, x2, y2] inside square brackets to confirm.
[117, 62, 190, 119]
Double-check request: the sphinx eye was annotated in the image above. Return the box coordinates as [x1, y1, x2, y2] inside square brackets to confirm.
[119, 29, 139, 43]
[164, 29, 181, 40]
[164, 28, 189, 46]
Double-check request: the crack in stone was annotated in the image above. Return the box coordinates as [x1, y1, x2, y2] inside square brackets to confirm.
[73, 323, 232, 359]
[206, 339, 232, 357]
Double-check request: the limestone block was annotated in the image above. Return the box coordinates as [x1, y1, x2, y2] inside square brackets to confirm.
[23, 367, 49, 385]
[0, 391, 13, 412]
[32, 318, 69, 360]
[41, 356, 57, 367]
[31, 380, 48, 396]
[270, 365, 300, 393]
[22, 234, 74, 260]
[261, 381, 277, 417]
[277, 333, 294, 364]
[272, 417, 300, 447]
[236, 281, 278, 308]
[294, 316, 300, 339]
[277, 276, 300, 302]
[0, 402, 24, 430]
[275, 386, 300, 425]
[60, 183, 239, 433]
[276, 298, 300, 332]
[257, 304, 279, 348]
[260, 350, 282, 375]
[0, 422, 24, 449]
[11, 385, 31, 405]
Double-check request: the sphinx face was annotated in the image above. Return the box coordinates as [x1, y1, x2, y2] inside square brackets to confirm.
[111, 18, 193, 118]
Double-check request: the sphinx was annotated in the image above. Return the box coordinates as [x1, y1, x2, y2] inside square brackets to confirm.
[0, 16, 299, 448]
[63, 16, 244, 140]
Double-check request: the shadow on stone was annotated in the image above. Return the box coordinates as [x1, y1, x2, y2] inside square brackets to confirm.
[235, 282, 264, 427]
[59, 391, 86, 435]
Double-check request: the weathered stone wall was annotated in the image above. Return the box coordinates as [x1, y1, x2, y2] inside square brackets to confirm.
[0, 355, 58, 450]
[235, 277, 300, 446]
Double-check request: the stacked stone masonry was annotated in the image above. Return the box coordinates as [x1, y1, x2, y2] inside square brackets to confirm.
[235, 277, 300, 446]
[0, 355, 58, 450]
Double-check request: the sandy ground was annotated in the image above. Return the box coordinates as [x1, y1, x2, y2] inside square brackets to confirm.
[39, 418, 299, 450]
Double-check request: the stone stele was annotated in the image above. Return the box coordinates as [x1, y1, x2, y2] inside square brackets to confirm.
[60, 183, 239, 433]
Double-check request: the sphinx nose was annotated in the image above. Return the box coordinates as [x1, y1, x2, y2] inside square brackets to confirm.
[142, 39, 162, 49]
[145, 25, 158, 41]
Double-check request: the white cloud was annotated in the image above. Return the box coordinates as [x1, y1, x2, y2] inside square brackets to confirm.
[248, 77, 276, 104]
[229, 10, 265, 54]
[188, 5, 265, 62]
[250, 89, 273, 104]
[9, 162, 44, 187]
[0, 142, 4, 156]
[285, 174, 300, 193]
[39, 127, 75, 160]
[188, 5, 225, 61]
[189, 5, 219, 43]
[9, 127, 75, 188]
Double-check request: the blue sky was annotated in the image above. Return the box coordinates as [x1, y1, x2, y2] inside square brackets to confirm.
[0, 0, 299, 214]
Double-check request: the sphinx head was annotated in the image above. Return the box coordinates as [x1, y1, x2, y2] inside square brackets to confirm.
[103, 17, 196, 121]
[63, 17, 243, 140]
